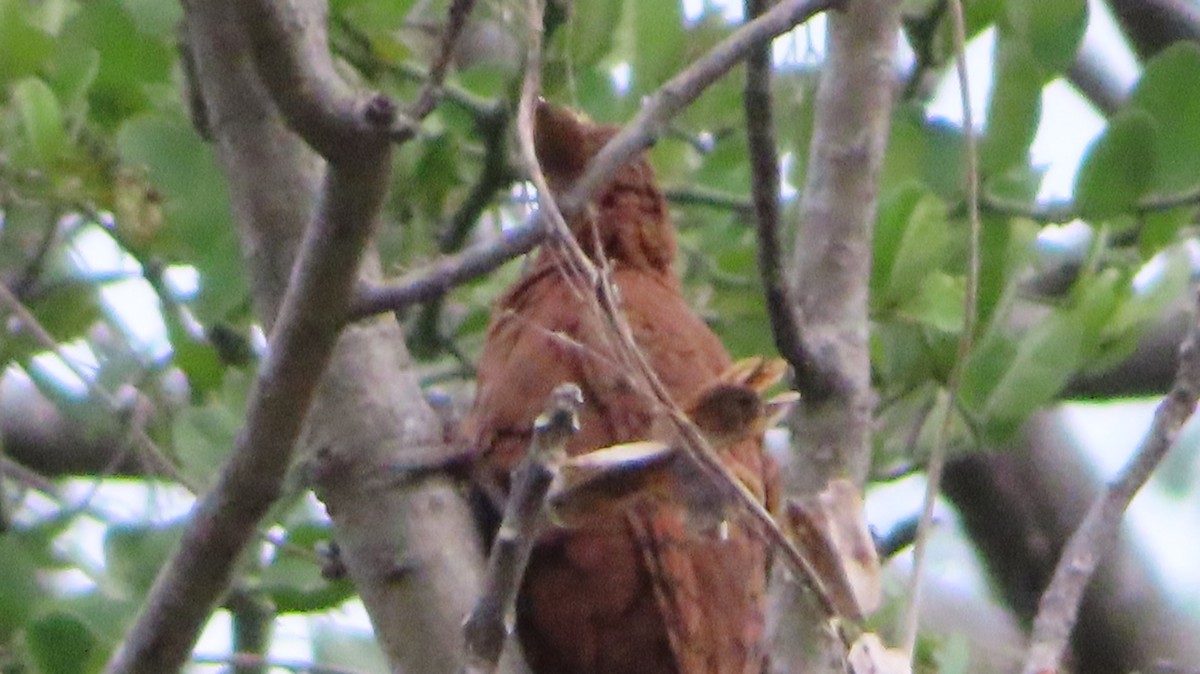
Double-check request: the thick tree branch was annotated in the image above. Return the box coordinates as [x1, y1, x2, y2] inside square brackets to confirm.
[239, 0, 394, 162]
[1104, 0, 1200, 61]
[770, 0, 901, 670]
[106, 0, 402, 671]
[788, 0, 900, 488]
[1022, 290, 1200, 674]
[460, 385, 581, 674]
[162, 2, 496, 674]
[1067, 40, 1129, 116]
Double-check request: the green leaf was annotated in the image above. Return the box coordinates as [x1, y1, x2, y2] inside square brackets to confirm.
[59, 0, 173, 126]
[874, 188, 950, 306]
[873, 184, 924, 301]
[981, 38, 1042, 174]
[103, 523, 184, 598]
[1002, 0, 1087, 76]
[25, 611, 106, 674]
[12, 76, 67, 166]
[414, 133, 461, 221]
[16, 280, 101, 359]
[0, 0, 55, 85]
[1069, 267, 1122, 360]
[982, 313, 1082, 438]
[172, 382, 244, 485]
[261, 550, 356, 614]
[872, 321, 935, 389]
[1109, 246, 1191, 338]
[901, 272, 964, 333]
[1139, 205, 1197, 255]
[631, 0, 684, 95]
[1128, 42, 1200, 195]
[116, 113, 244, 321]
[118, 0, 182, 39]
[261, 523, 355, 613]
[1073, 110, 1157, 220]
[44, 42, 101, 112]
[0, 536, 41, 641]
[567, 0, 623, 68]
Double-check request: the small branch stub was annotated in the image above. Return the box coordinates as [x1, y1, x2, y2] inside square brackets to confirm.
[460, 384, 582, 674]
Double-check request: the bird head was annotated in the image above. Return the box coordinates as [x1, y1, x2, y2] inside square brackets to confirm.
[534, 101, 676, 270]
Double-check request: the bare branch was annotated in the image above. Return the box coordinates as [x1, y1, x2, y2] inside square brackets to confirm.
[664, 185, 753, 213]
[743, 0, 822, 400]
[770, 0, 901, 669]
[440, 104, 514, 253]
[788, 0, 899, 484]
[350, 222, 546, 319]
[1104, 0, 1200, 61]
[239, 0, 393, 162]
[104, 0, 397, 670]
[407, 0, 481, 122]
[460, 385, 582, 674]
[1022, 292, 1200, 674]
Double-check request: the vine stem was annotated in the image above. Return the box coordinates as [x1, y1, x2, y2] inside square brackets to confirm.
[899, 0, 981, 659]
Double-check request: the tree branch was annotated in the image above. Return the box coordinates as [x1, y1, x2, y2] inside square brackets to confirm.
[1104, 0, 1200, 61]
[350, 222, 546, 320]
[1022, 289, 1200, 674]
[981, 186, 1200, 225]
[460, 384, 581, 674]
[105, 0, 399, 671]
[743, 0, 822, 398]
[351, 0, 841, 321]
[788, 0, 900, 487]
[770, 0, 901, 670]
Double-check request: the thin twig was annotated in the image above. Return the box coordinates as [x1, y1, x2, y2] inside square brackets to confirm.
[440, 104, 514, 253]
[350, 0, 840, 321]
[743, 0, 826, 398]
[1022, 290, 1200, 672]
[663, 185, 753, 213]
[406, 0, 480, 124]
[0, 281, 183, 482]
[900, 0, 981, 659]
[350, 222, 546, 319]
[412, 101, 514, 355]
[460, 384, 581, 674]
[981, 185, 1200, 225]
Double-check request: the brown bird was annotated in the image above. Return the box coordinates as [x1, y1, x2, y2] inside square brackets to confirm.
[465, 102, 776, 674]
